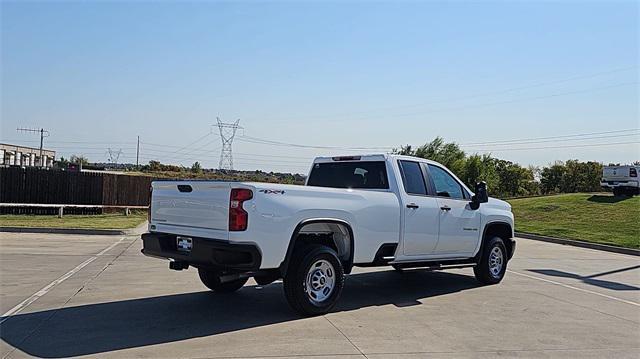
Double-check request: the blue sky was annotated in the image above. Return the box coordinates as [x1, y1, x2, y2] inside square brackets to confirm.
[1, 1, 638, 173]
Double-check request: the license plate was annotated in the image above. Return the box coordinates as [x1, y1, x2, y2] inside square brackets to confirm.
[176, 236, 192, 252]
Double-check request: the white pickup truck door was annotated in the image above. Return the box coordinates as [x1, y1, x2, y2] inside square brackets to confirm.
[434, 198, 481, 255]
[426, 164, 481, 255]
[398, 160, 440, 256]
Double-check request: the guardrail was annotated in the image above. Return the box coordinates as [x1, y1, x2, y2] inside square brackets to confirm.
[0, 203, 148, 218]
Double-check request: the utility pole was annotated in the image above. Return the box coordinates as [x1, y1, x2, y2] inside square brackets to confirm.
[136, 136, 140, 169]
[16, 127, 50, 167]
[215, 118, 242, 170]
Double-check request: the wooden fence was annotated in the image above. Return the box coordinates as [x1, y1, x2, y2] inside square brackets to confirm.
[0, 167, 153, 213]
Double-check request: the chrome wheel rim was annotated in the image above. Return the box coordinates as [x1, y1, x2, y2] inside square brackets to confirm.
[488, 246, 504, 277]
[305, 259, 335, 305]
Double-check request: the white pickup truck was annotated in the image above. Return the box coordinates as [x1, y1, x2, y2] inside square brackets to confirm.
[601, 165, 640, 196]
[142, 154, 515, 315]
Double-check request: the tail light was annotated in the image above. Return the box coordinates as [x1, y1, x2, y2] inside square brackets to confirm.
[631, 168, 637, 177]
[148, 185, 153, 223]
[229, 188, 253, 231]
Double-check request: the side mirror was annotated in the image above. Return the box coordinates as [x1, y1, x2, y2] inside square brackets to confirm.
[470, 181, 488, 210]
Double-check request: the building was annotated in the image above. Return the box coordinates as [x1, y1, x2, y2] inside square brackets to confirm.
[0, 143, 56, 168]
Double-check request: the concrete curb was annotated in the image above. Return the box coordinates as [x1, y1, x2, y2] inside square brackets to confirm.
[516, 232, 639, 256]
[0, 221, 148, 236]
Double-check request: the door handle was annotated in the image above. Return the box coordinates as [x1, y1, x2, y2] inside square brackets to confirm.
[406, 203, 419, 209]
[440, 205, 451, 211]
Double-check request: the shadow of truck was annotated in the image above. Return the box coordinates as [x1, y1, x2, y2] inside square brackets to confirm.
[1, 269, 479, 358]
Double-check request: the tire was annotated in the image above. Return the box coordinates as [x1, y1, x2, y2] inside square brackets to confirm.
[283, 244, 345, 316]
[198, 268, 248, 293]
[474, 236, 508, 285]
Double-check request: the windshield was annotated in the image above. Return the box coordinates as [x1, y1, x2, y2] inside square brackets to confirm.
[307, 161, 389, 189]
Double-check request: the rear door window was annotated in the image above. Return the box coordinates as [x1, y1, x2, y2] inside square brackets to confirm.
[398, 160, 427, 195]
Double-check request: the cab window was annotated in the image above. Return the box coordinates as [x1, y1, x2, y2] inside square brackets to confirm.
[427, 164, 464, 199]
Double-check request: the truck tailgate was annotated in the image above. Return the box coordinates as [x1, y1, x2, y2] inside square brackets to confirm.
[150, 181, 232, 239]
[603, 166, 631, 181]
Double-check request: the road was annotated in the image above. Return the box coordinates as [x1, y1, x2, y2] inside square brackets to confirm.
[1, 232, 639, 358]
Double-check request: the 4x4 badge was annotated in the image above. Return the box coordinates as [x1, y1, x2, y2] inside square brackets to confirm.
[259, 189, 285, 194]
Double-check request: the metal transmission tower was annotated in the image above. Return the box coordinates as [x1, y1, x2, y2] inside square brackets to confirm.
[216, 118, 242, 170]
[107, 148, 123, 167]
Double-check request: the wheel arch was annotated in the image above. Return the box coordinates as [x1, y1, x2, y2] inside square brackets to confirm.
[279, 218, 355, 276]
[475, 221, 513, 261]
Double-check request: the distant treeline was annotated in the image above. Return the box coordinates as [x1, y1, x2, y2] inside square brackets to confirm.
[395, 137, 613, 198]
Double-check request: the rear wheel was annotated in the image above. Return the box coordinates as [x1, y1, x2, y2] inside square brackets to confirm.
[198, 268, 248, 293]
[283, 244, 345, 316]
[474, 237, 508, 285]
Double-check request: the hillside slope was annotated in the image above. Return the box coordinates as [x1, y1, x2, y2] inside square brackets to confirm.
[508, 193, 640, 249]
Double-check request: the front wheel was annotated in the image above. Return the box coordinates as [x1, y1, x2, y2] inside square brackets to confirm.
[198, 268, 248, 293]
[283, 244, 345, 316]
[474, 237, 508, 285]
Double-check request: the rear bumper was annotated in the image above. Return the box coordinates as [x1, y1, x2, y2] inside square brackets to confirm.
[141, 232, 261, 271]
[600, 180, 639, 188]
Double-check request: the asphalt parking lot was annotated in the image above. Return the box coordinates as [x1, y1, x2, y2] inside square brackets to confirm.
[1, 232, 638, 358]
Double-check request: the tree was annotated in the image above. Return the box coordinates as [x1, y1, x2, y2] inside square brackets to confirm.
[414, 137, 467, 175]
[393, 145, 414, 156]
[540, 160, 602, 194]
[191, 161, 202, 173]
[493, 159, 536, 197]
[395, 137, 540, 197]
[148, 160, 162, 171]
[462, 153, 498, 192]
[69, 155, 89, 165]
[540, 162, 565, 194]
[56, 156, 70, 168]
[397, 137, 467, 175]
[559, 160, 602, 193]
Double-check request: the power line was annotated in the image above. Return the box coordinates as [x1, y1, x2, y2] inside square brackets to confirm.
[161, 141, 221, 164]
[345, 82, 639, 123]
[238, 128, 640, 153]
[460, 128, 638, 146]
[460, 129, 640, 147]
[167, 130, 213, 156]
[234, 152, 313, 160]
[238, 135, 393, 150]
[0, 139, 136, 145]
[467, 141, 639, 152]
[250, 66, 638, 123]
[46, 128, 637, 156]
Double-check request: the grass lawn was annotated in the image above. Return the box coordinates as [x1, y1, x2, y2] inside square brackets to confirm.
[0, 211, 147, 230]
[509, 193, 640, 249]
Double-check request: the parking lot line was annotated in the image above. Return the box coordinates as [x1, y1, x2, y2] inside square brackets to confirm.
[507, 269, 640, 307]
[0, 236, 126, 324]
